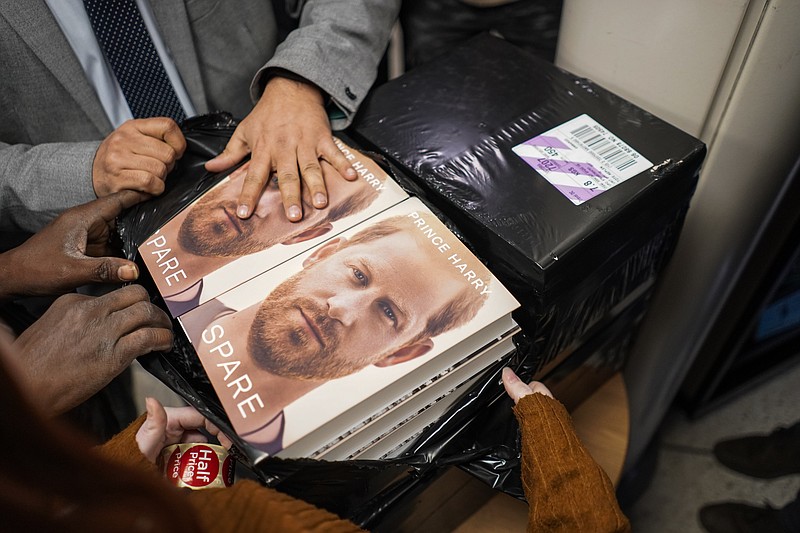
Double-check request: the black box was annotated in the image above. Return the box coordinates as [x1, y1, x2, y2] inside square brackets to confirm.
[350, 34, 706, 383]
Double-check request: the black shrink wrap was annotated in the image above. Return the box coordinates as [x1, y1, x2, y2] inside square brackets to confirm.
[350, 34, 707, 381]
[117, 31, 707, 524]
[117, 113, 530, 529]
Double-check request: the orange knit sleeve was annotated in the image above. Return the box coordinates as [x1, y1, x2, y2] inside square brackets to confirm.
[96, 413, 161, 476]
[513, 393, 631, 532]
[96, 414, 365, 532]
[186, 480, 366, 533]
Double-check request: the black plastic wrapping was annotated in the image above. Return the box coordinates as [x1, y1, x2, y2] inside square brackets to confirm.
[350, 33, 706, 376]
[117, 33, 706, 527]
[117, 113, 532, 529]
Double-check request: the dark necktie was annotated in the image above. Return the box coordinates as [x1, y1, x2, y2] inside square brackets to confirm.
[83, 0, 187, 122]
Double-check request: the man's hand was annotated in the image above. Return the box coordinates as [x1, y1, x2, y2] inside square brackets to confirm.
[0, 191, 146, 300]
[11, 285, 173, 415]
[205, 76, 357, 222]
[93, 118, 187, 197]
[136, 398, 233, 463]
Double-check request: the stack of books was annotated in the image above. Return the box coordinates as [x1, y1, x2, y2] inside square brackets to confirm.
[139, 139, 519, 461]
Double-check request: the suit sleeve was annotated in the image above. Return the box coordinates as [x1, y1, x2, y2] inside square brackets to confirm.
[252, 0, 401, 130]
[0, 140, 99, 233]
[513, 394, 631, 533]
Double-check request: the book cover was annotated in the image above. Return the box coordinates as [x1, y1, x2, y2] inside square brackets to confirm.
[178, 197, 519, 457]
[137, 137, 409, 317]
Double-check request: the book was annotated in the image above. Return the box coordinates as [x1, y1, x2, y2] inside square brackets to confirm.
[138, 137, 409, 318]
[317, 328, 519, 461]
[140, 140, 520, 460]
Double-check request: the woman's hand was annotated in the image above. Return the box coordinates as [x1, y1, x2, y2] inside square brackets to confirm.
[136, 397, 233, 463]
[502, 367, 554, 404]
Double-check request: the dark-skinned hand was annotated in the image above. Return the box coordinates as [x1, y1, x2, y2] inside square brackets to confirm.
[11, 285, 173, 415]
[0, 190, 146, 300]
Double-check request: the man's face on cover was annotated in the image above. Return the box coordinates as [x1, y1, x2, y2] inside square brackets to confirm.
[248, 232, 465, 381]
[178, 168, 375, 257]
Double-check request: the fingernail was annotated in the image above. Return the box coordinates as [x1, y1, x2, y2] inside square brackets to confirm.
[145, 397, 155, 417]
[288, 205, 302, 220]
[237, 204, 249, 218]
[118, 264, 138, 281]
[313, 193, 327, 207]
[346, 168, 357, 179]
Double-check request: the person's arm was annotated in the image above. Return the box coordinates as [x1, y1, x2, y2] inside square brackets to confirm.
[187, 479, 367, 533]
[503, 368, 631, 533]
[0, 140, 100, 233]
[514, 394, 631, 532]
[262, 0, 402, 131]
[0, 118, 185, 233]
[205, 1, 401, 223]
[103, 419, 367, 533]
[101, 399, 367, 532]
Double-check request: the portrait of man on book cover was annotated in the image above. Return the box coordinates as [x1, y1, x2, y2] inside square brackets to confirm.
[139, 138, 406, 317]
[179, 200, 513, 456]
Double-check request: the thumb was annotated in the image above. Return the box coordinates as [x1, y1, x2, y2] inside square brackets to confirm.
[502, 367, 534, 404]
[205, 136, 250, 173]
[79, 257, 140, 284]
[136, 397, 168, 463]
[528, 381, 554, 399]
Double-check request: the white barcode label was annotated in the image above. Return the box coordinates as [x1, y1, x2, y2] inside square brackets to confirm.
[512, 114, 653, 205]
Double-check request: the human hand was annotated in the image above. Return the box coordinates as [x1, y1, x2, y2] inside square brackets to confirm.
[136, 397, 234, 463]
[204, 75, 357, 222]
[11, 285, 173, 415]
[93, 118, 187, 197]
[502, 367, 554, 404]
[0, 191, 146, 300]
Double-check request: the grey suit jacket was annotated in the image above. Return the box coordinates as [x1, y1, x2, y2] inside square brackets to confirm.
[0, 0, 399, 232]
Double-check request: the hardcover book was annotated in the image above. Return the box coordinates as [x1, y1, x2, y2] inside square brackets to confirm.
[139, 142, 520, 459]
[139, 138, 409, 318]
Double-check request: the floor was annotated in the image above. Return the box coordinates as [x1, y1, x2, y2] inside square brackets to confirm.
[132, 357, 800, 532]
[626, 359, 800, 532]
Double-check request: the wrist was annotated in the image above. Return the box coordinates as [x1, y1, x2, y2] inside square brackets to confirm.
[0, 250, 20, 301]
[0, 246, 44, 301]
[263, 71, 326, 106]
[90, 145, 105, 198]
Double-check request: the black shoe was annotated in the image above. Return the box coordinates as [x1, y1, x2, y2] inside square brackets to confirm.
[713, 424, 800, 479]
[699, 502, 787, 533]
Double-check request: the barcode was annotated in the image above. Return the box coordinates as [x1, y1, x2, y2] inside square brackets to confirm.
[570, 124, 638, 172]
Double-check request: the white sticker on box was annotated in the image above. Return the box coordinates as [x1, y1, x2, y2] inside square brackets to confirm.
[512, 114, 653, 205]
